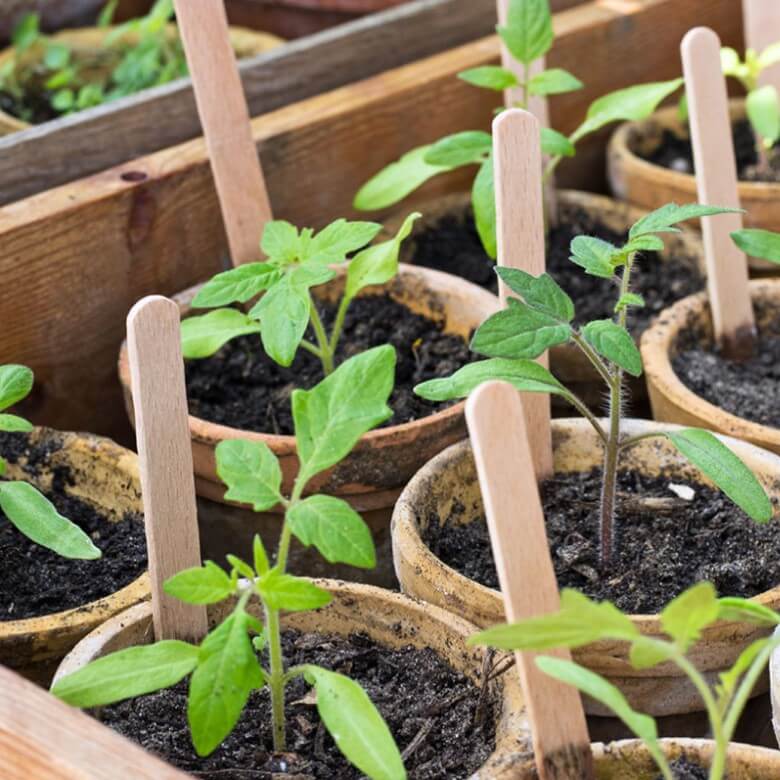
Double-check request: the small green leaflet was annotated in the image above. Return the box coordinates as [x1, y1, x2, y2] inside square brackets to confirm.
[665, 429, 772, 523]
[164, 561, 234, 605]
[569, 236, 619, 278]
[495, 268, 574, 321]
[0, 364, 33, 411]
[540, 127, 575, 157]
[292, 345, 395, 484]
[216, 439, 282, 511]
[257, 569, 332, 611]
[288, 495, 376, 568]
[0, 414, 33, 432]
[43, 42, 70, 70]
[253, 534, 270, 576]
[731, 228, 780, 264]
[51, 641, 199, 707]
[304, 666, 406, 780]
[718, 597, 780, 627]
[307, 219, 382, 263]
[415, 358, 568, 402]
[424, 131, 492, 168]
[615, 292, 645, 314]
[353, 146, 451, 211]
[472, 155, 497, 259]
[660, 581, 720, 652]
[497, 0, 553, 66]
[0, 481, 101, 560]
[458, 65, 517, 91]
[629, 203, 742, 239]
[625, 234, 665, 253]
[252, 273, 311, 367]
[180, 309, 262, 359]
[12, 13, 39, 51]
[746, 85, 780, 146]
[582, 320, 642, 377]
[528, 68, 583, 96]
[191, 263, 281, 308]
[261, 220, 300, 263]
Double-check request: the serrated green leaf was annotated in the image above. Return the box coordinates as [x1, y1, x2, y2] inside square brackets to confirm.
[747, 85, 780, 146]
[0, 413, 32, 432]
[0, 482, 101, 560]
[292, 346, 395, 483]
[307, 219, 382, 263]
[52, 641, 199, 707]
[164, 561, 234, 605]
[458, 65, 518, 91]
[216, 440, 282, 512]
[541, 127, 575, 157]
[666, 429, 772, 523]
[495, 268, 574, 321]
[660, 582, 720, 651]
[305, 666, 405, 780]
[472, 155, 497, 259]
[629, 203, 742, 239]
[181, 309, 262, 359]
[731, 228, 780, 265]
[192, 264, 282, 308]
[718, 597, 780, 626]
[569, 236, 619, 278]
[582, 319, 642, 377]
[497, 0, 553, 65]
[257, 570, 332, 611]
[253, 534, 270, 576]
[261, 220, 300, 263]
[528, 68, 583, 96]
[0, 364, 33, 411]
[288, 495, 375, 569]
[353, 146, 451, 211]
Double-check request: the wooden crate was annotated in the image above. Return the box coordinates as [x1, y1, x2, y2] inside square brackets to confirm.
[0, 0, 743, 443]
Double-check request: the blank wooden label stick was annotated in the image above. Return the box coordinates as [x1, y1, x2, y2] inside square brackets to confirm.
[681, 27, 755, 358]
[493, 108, 554, 479]
[174, 0, 273, 267]
[466, 381, 593, 780]
[127, 296, 208, 643]
[744, 0, 780, 93]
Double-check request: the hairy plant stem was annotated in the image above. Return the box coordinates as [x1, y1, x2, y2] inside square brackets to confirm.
[309, 302, 334, 375]
[328, 296, 351, 363]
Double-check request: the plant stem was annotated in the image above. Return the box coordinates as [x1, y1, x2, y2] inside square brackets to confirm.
[571, 330, 613, 387]
[309, 302, 334, 375]
[299, 339, 324, 359]
[327, 295, 351, 363]
[264, 603, 286, 752]
[565, 391, 608, 446]
[521, 63, 529, 110]
[618, 431, 664, 452]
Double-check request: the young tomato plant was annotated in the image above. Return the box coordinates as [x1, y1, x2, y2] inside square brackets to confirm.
[181, 213, 419, 375]
[53, 347, 407, 779]
[0, 364, 100, 560]
[353, 0, 683, 257]
[415, 203, 773, 567]
[472, 581, 780, 780]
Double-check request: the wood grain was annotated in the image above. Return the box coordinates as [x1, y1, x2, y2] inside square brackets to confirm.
[466, 381, 593, 780]
[174, 0, 273, 266]
[681, 27, 755, 357]
[126, 296, 208, 642]
[0, 665, 188, 779]
[743, 0, 780, 93]
[493, 110, 554, 479]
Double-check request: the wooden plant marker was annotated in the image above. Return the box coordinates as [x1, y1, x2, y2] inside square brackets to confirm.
[681, 27, 756, 359]
[493, 108, 554, 479]
[127, 296, 208, 642]
[466, 381, 593, 780]
[173, 0, 273, 266]
[744, 0, 780, 93]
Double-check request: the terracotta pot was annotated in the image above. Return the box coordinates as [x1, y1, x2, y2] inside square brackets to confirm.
[641, 279, 780, 457]
[0, 24, 283, 134]
[0, 426, 149, 684]
[53, 579, 530, 778]
[391, 418, 780, 717]
[118, 264, 500, 511]
[385, 189, 705, 408]
[608, 99, 780, 272]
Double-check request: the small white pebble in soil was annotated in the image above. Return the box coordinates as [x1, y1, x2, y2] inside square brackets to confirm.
[668, 483, 695, 501]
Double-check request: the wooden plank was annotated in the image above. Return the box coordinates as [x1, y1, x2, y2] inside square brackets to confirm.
[0, 666, 189, 779]
[0, 0, 744, 441]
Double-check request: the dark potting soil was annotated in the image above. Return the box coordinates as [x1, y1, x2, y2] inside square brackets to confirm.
[672, 312, 780, 429]
[664, 757, 709, 780]
[185, 294, 474, 434]
[99, 629, 498, 779]
[423, 469, 780, 614]
[406, 206, 703, 334]
[0, 89, 59, 125]
[0, 431, 147, 621]
[642, 118, 780, 183]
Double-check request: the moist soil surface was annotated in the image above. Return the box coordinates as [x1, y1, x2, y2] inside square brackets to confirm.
[405, 205, 703, 334]
[423, 469, 780, 613]
[185, 294, 473, 434]
[99, 629, 498, 779]
[0, 432, 147, 621]
[664, 757, 708, 780]
[672, 310, 780, 429]
[642, 117, 780, 183]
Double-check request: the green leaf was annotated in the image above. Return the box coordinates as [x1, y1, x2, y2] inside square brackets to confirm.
[630, 203, 742, 238]
[51, 89, 75, 113]
[0, 364, 33, 411]
[257, 570, 332, 611]
[43, 42, 71, 70]
[192, 264, 282, 308]
[261, 220, 300, 263]
[345, 213, 420, 299]
[569, 236, 618, 278]
[471, 299, 571, 360]
[414, 358, 569, 402]
[528, 68, 583, 96]
[251, 274, 311, 366]
[424, 131, 492, 168]
[12, 14, 39, 51]
[666, 429, 773, 523]
[305, 666, 405, 780]
[97, 0, 119, 27]
[731, 228, 780, 265]
[189, 610, 265, 756]
[615, 292, 645, 314]
[497, 0, 553, 65]
[629, 637, 676, 670]
[253, 534, 270, 576]
[582, 319, 642, 377]
[718, 597, 780, 626]
[541, 127, 575, 157]
[288, 495, 375, 569]
[307, 219, 382, 263]
[215, 439, 282, 512]
[717, 638, 774, 705]
[495, 268, 574, 321]
[625, 234, 665, 253]
[0, 482, 101, 560]
[51, 641, 199, 707]
[292, 346, 395, 483]
[0, 414, 32, 432]
[226, 554, 255, 581]
[747, 85, 780, 146]
[164, 561, 234, 605]
[472, 155, 497, 259]
[458, 65, 518, 91]
[45, 67, 76, 90]
[572, 79, 684, 143]
[660, 582, 720, 651]
[180, 309, 262, 359]
[353, 146, 451, 211]
[721, 46, 742, 76]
